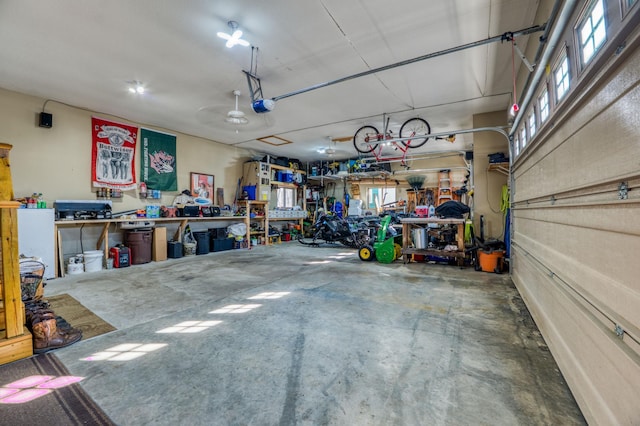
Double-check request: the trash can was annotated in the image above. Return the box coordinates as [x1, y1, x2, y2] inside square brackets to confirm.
[125, 229, 153, 264]
[193, 231, 210, 254]
[412, 228, 427, 249]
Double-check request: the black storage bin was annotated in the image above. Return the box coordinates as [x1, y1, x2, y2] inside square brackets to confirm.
[168, 241, 183, 258]
[193, 231, 210, 254]
[212, 238, 233, 252]
[208, 228, 227, 240]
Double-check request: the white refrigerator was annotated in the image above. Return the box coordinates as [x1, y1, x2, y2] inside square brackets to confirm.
[17, 208, 56, 279]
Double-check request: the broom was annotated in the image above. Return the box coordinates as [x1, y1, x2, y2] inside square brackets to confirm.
[406, 175, 425, 191]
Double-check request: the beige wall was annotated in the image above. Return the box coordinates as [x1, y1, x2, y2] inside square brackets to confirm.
[0, 87, 250, 211]
[471, 111, 509, 240]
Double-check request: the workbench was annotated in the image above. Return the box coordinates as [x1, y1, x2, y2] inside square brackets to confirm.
[54, 213, 257, 277]
[400, 217, 466, 264]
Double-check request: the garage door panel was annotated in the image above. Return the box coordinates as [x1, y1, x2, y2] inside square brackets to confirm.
[515, 202, 640, 237]
[514, 230, 640, 339]
[513, 208, 640, 308]
[513, 45, 640, 202]
[513, 213, 640, 338]
[514, 93, 640, 202]
[512, 251, 640, 425]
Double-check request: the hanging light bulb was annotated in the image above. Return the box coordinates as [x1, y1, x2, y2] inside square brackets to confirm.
[217, 21, 250, 48]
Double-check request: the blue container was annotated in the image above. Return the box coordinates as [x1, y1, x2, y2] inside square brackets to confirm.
[284, 172, 293, 183]
[243, 185, 256, 200]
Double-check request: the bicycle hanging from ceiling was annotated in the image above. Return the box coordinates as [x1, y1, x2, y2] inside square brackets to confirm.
[352, 114, 432, 167]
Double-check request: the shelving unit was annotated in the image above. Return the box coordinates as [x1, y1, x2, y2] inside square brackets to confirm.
[237, 200, 269, 246]
[242, 161, 308, 233]
[54, 208, 268, 277]
[487, 162, 510, 176]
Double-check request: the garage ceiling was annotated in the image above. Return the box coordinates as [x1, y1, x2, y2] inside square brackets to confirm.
[0, 0, 545, 161]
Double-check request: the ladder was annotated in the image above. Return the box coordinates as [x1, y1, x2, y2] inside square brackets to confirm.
[437, 169, 452, 205]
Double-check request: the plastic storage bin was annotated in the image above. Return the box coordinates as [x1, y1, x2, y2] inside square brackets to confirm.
[212, 238, 234, 252]
[243, 185, 257, 200]
[193, 231, 210, 254]
[125, 229, 153, 264]
[167, 241, 183, 258]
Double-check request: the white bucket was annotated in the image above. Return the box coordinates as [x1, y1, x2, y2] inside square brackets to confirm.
[67, 262, 84, 275]
[83, 250, 104, 272]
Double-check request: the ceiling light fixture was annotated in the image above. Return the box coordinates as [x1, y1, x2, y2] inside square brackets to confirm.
[225, 90, 248, 125]
[127, 81, 145, 94]
[217, 21, 249, 48]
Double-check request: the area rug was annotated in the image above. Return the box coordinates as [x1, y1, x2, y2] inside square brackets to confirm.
[0, 353, 115, 425]
[46, 294, 116, 340]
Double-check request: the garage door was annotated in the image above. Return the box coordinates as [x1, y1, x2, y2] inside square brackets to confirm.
[511, 25, 640, 426]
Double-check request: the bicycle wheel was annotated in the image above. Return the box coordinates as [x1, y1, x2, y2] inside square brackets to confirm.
[400, 117, 431, 148]
[353, 125, 379, 154]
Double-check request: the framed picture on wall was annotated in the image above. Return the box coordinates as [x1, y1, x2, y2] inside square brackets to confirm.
[190, 172, 214, 204]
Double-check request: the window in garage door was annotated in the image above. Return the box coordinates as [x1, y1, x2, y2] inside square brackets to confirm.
[578, 0, 607, 65]
[553, 51, 571, 102]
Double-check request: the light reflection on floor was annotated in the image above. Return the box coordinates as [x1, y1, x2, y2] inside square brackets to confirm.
[306, 250, 357, 264]
[78, 291, 293, 363]
[0, 375, 84, 404]
[157, 320, 223, 334]
[80, 343, 168, 362]
[248, 292, 290, 300]
[209, 304, 262, 314]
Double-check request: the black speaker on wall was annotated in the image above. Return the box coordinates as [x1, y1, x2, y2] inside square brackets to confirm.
[465, 151, 473, 161]
[39, 112, 53, 128]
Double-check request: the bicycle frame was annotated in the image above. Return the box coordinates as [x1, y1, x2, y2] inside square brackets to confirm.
[354, 114, 431, 167]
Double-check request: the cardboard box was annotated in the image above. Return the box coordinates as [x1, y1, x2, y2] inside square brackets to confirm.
[152, 227, 168, 261]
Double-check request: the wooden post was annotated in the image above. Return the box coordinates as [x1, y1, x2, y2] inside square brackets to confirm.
[1, 204, 23, 338]
[0, 143, 33, 365]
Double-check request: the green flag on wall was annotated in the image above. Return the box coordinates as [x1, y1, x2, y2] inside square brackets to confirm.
[141, 128, 177, 191]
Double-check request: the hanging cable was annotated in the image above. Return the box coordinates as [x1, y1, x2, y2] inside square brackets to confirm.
[511, 38, 518, 108]
[509, 36, 520, 116]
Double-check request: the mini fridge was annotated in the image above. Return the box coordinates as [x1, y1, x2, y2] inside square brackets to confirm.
[17, 208, 56, 279]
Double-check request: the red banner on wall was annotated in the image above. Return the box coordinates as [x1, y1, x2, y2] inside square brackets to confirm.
[91, 117, 138, 190]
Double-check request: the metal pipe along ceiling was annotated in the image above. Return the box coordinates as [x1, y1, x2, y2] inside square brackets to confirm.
[509, 0, 580, 137]
[271, 24, 547, 102]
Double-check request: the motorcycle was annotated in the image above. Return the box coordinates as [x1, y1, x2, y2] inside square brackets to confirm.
[298, 212, 370, 248]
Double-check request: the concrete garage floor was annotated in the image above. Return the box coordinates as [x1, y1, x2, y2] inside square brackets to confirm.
[46, 243, 585, 425]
